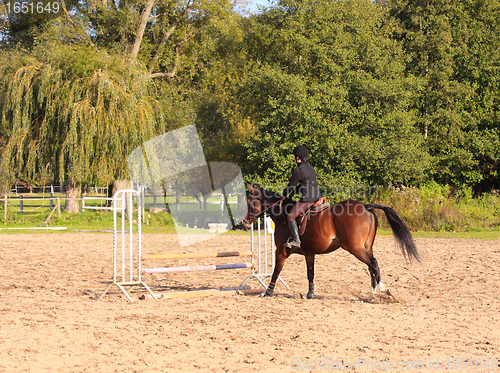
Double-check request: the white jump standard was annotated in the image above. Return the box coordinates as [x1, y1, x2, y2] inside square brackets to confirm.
[98, 190, 287, 301]
[97, 189, 156, 302]
[240, 214, 289, 290]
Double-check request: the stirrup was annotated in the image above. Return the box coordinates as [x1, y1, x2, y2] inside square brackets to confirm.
[286, 238, 301, 249]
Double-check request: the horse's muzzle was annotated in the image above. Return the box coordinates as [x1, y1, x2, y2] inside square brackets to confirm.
[241, 217, 253, 229]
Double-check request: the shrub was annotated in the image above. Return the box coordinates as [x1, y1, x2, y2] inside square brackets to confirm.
[373, 185, 500, 232]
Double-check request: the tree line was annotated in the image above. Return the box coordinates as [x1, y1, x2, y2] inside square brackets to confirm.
[0, 0, 499, 212]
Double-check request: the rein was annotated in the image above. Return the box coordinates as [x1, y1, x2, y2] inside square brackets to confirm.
[247, 198, 284, 222]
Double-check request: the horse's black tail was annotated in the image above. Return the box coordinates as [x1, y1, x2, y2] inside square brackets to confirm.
[365, 203, 421, 263]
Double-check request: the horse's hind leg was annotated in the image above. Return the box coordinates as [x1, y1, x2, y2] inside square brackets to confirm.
[362, 210, 387, 294]
[368, 257, 386, 294]
[304, 254, 315, 299]
[349, 246, 385, 294]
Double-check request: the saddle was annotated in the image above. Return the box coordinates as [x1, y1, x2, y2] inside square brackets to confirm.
[297, 197, 330, 236]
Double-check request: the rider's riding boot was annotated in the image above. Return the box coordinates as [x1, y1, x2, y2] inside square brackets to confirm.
[287, 220, 301, 248]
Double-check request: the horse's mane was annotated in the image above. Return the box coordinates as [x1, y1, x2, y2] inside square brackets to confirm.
[252, 185, 284, 201]
[252, 185, 299, 209]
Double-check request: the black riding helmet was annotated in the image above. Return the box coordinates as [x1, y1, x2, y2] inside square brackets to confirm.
[292, 145, 308, 160]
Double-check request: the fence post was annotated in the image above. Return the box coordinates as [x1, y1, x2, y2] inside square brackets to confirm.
[3, 194, 7, 222]
[56, 198, 61, 218]
[50, 193, 54, 209]
[20, 195, 23, 215]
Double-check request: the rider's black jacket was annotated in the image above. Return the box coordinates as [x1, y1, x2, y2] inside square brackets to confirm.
[283, 161, 321, 202]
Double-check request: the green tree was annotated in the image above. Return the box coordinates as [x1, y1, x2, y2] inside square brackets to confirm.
[388, 0, 500, 191]
[0, 46, 158, 211]
[240, 0, 429, 191]
[451, 0, 500, 191]
[0, 0, 246, 211]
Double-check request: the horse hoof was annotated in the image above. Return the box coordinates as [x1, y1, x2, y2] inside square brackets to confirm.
[301, 293, 315, 300]
[263, 291, 273, 297]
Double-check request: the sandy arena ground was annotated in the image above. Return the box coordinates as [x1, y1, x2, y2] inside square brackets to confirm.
[1, 232, 499, 372]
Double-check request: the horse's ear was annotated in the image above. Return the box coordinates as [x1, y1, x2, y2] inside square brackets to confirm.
[247, 184, 254, 193]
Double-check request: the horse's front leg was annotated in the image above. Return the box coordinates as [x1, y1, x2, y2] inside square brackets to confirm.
[304, 254, 315, 299]
[265, 246, 288, 296]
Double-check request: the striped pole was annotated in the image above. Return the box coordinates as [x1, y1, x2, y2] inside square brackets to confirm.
[250, 222, 255, 276]
[142, 250, 252, 260]
[264, 212, 268, 272]
[146, 286, 263, 300]
[143, 262, 252, 274]
[257, 217, 261, 274]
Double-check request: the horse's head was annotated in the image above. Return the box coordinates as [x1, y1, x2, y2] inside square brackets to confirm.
[242, 184, 282, 229]
[241, 184, 262, 229]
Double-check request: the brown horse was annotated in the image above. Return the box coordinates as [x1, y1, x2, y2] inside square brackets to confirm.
[242, 184, 420, 299]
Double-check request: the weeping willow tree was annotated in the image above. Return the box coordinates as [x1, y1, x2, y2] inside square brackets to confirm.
[0, 46, 159, 212]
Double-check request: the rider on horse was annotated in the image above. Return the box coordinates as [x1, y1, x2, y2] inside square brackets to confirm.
[283, 145, 321, 249]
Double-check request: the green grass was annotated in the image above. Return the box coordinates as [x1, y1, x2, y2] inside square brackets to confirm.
[0, 209, 115, 232]
[377, 228, 500, 240]
[1, 210, 499, 240]
[409, 229, 500, 240]
[0, 208, 251, 235]
[373, 184, 500, 233]
[2, 198, 500, 240]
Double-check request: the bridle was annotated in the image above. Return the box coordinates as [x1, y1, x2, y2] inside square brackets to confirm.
[243, 195, 284, 226]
